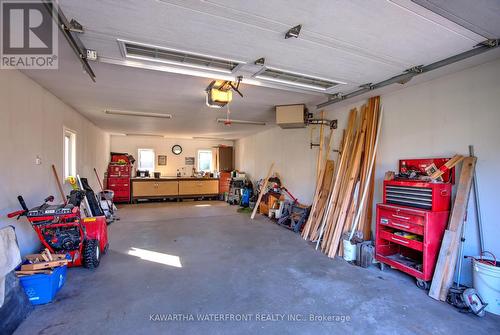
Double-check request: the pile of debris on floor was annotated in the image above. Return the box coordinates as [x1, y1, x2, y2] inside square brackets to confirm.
[250, 172, 311, 232]
[226, 167, 311, 232]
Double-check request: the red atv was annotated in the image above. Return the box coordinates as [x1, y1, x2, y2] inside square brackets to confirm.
[8, 195, 108, 268]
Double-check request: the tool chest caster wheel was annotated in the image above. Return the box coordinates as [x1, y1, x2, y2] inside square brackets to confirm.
[416, 279, 430, 290]
[379, 263, 386, 271]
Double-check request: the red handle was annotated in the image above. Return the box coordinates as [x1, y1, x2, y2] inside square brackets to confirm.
[7, 210, 25, 218]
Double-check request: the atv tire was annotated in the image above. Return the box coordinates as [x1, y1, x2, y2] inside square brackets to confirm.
[83, 239, 100, 269]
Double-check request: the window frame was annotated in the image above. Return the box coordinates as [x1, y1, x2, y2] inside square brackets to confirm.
[197, 149, 213, 173]
[138, 148, 155, 173]
[63, 127, 77, 179]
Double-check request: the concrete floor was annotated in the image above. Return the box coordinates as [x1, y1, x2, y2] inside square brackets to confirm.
[14, 201, 500, 335]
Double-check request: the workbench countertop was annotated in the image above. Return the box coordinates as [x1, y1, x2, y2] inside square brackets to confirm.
[131, 177, 219, 181]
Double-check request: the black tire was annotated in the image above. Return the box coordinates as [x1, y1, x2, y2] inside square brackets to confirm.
[83, 239, 101, 269]
[416, 279, 430, 290]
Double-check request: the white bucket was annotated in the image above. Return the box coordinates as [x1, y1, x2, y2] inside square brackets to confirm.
[472, 258, 500, 315]
[343, 239, 357, 262]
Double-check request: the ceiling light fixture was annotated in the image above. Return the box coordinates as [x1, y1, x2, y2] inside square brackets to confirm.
[125, 133, 165, 137]
[105, 109, 172, 119]
[192, 136, 235, 141]
[255, 66, 345, 91]
[254, 75, 328, 91]
[119, 39, 244, 74]
[216, 118, 266, 126]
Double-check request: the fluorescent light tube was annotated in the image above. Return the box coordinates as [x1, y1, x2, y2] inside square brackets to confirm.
[105, 110, 172, 119]
[265, 66, 346, 85]
[192, 136, 235, 141]
[125, 133, 164, 137]
[126, 54, 233, 74]
[255, 75, 328, 91]
[216, 119, 266, 126]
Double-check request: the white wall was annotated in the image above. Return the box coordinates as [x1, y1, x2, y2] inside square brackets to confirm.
[235, 127, 321, 204]
[110, 136, 233, 176]
[236, 58, 500, 285]
[0, 70, 110, 255]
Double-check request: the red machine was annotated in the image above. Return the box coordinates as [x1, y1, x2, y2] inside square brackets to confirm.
[375, 158, 454, 289]
[8, 195, 108, 268]
[107, 153, 133, 203]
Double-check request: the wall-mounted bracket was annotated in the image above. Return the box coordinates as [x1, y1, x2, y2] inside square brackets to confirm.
[254, 57, 265, 66]
[285, 25, 302, 39]
[310, 142, 320, 149]
[405, 65, 424, 74]
[68, 19, 83, 33]
[359, 83, 374, 90]
[307, 119, 337, 129]
[476, 39, 499, 48]
[44, 3, 96, 82]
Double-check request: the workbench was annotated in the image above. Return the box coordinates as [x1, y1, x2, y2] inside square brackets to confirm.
[131, 177, 219, 203]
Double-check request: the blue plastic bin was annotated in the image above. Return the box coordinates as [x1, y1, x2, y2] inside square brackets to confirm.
[18, 265, 67, 305]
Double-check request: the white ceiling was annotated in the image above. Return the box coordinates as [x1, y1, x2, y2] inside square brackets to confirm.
[21, 0, 498, 138]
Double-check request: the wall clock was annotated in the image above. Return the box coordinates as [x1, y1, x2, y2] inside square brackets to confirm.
[172, 144, 182, 155]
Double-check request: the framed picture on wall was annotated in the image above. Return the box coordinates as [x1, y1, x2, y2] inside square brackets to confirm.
[158, 155, 167, 166]
[185, 157, 195, 165]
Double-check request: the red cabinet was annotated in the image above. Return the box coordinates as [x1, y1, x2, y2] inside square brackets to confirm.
[375, 203, 449, 282]
[219, 172, 231, 194]
[375, 158, 455, 287]
[107, 164, 131, 203]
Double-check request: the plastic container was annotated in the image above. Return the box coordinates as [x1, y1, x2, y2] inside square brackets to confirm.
[18, 265, 67, 305]
[472, 258, 500, 315]
[343, 239, 357, 262]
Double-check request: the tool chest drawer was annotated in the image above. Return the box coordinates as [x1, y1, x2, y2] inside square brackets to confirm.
[108, 165, 131, 177]
[375, 203, 449, 281]
[113, 189, 130, 199]
[378, 229, 423, 252]
[107, 178, 129, 188]
[383, 180, 451, 212]
[219, 172, 231, 194]
[378, 205, 424, 235]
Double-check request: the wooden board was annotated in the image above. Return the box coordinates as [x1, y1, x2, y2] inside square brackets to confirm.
[429, 157, 476, 301]
[21, 259, 68, 271]
[25, 253, 66, 261]
[302, 160, 335, 240]
[251, 163, 274, 220]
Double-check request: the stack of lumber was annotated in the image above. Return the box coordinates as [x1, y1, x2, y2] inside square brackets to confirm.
[15, 248, 68, 277]
[302, 96, 381, 258]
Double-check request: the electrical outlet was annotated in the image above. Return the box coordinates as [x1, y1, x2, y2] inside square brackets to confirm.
[35, 156, 42, 165]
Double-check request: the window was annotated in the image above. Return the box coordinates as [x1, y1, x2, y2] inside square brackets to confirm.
[138, 148, 155, 172]
[63, 129, 76, 179]
[197, 150, 213, 172]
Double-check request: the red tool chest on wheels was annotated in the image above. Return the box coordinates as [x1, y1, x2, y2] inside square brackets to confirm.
[375, 158, 453, 289]
[106, 154, 133, 203]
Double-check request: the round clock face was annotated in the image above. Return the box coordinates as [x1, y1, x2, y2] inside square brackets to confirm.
[172, 144, 182, 155]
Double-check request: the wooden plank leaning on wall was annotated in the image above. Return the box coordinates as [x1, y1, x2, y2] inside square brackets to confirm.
[302, 96, 381, 257]
[429, 157, 476, 301]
